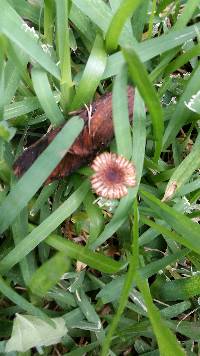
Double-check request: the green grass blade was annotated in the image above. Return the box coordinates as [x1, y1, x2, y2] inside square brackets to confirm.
[56, 0, 73, 111]
[31, 67, 64, 127]
[0, 0, 60, 80]
[44, 0, 54, 45]
[135, 273, 185, 356]
[140, 216, 190, 249]
[29, 252, 71, 297]
[123, 47, 163, 162]
[147, 0, 156, 38]
[91, 90, 146, 250]
[101, 200, 139, 356]
[46, 233, 124, 274]
[73, 0, 137, 48]
[12, 208, 35, 286]
[164, 43, 200, 77]
[30, 182, 58, 216]
[112, 64, 132, 159]
[163, 64, 200, 149]
[0, 275, 53, 325]
[140, 190, 200, 255]
[69, 3, 96, 45]
[103, 22, 200, 79]
[0, 116, 84, 233]
[0, 36, 5, 120]
[105, 0, 143, 52]
[0, 180, 89, 274]
[70, 34, 106, 110]
[132, 90, 146, 182]
[91, 189, 135, 249]
[4, 58, 21, 106]
[152, 273, 200, 301]
[163, 132, 200, 201]
[150, 0, 200, 80]
[97, 248, 188, 304]
[84, 192, 104, 246]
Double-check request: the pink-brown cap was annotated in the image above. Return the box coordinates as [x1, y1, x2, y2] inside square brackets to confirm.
[91, 152, 136, 200]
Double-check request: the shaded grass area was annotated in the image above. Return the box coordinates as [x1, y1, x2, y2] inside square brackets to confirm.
[0, 0, 200, 354]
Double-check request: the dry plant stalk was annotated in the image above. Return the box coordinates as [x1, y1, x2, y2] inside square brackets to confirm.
[14, 86, 134, 183]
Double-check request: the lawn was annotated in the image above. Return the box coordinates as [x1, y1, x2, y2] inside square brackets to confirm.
[0, 0, 200, 355]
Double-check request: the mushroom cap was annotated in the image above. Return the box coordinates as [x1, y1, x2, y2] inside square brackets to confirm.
[91, 152, 136, 200]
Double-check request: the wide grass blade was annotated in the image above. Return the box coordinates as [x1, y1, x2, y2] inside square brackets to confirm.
[123, 47, 163, 162]
[112, 64, 132, 159]
[70, 34, 107, 110]
[101, 200, 139, 356]
[44, 0, 54, 45]
[29, 252, 71, 297]
[152, 273, 200, 301]
[56, 0, 73, 111]
[132, 90, 146, 182]
[73, 0, 137, 47]
[46, 233, 124, 274]
[135, 273, 185, 356]
[0, 116, 84, 233]
[105, 0, 143, 52]
[31, 67, 64, 127]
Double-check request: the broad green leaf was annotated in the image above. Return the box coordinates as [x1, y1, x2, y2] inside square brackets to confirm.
[69, 3, 96, 45]
[6, 314, 67, 352]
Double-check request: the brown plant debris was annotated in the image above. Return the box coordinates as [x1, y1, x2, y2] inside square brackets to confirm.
[14, 86, 134, 183]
